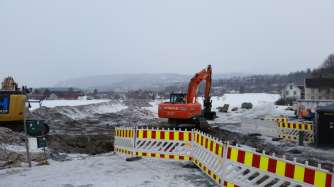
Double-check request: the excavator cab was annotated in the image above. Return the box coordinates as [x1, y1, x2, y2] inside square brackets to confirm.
[169, 93, 186, 104]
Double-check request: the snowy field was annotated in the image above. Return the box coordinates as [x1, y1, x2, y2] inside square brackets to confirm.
[208, 93, 280, 111]
[146, 93, 289, 119]
[29, 99, 111, 111]
[0, 153, 215, 187]
[146, 93, 293, 137]
[208, 94, 291, 136]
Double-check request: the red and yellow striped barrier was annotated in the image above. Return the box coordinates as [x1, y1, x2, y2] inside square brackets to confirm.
[115, 127, 333, 187]
[192, 157, 222, 185]
[223, 181, 239, 187]
[136, 129, 192, 141]
[115, 128, 134, 138]
[227, 146, 332, 187]
[194, 132, 224, 157]
[276, 118, 313, 131]
[114, 147, 133, 156]
[135, 151, 191, 161]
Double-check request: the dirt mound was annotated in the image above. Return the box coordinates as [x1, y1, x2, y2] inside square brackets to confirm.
[0, 127, 24, 145]
[47, 134, 114, 154]
[28, 99, 158, 155]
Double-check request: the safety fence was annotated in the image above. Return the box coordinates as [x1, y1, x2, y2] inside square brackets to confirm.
[276, 118, 314, 144]
[114, 127, 333, 187]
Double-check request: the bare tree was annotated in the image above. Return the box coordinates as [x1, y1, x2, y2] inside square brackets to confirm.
[321, 54, 334, 69]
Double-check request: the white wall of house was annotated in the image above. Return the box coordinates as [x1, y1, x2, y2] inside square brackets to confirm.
[282, 83, 301, 99]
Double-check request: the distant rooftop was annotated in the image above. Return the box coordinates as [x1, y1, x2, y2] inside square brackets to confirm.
[305, 78, 334, 88]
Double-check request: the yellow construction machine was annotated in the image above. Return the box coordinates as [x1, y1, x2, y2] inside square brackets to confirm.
[0, 76, 27, 131]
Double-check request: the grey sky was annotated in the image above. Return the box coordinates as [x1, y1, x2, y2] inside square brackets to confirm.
[1, 0, 333, 87]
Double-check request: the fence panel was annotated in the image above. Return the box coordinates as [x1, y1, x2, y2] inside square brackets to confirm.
[192, 130, 226, 185]
[114, 127, 135, 157]
[134, 128, 192, 161]
[276, 118, 314, 144]
[224, 145, 332, 187]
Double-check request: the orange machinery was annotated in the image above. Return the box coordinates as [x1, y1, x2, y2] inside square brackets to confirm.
[158, 65, 216, 124]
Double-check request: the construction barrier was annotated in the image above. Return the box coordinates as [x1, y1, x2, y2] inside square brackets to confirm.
[192, 130, 225, 185]
[277, 118, 313, 131]
[114, 127, 333, 187]
[114, 127, 135, 157]
[225, 145, 332, 187]
[135, 128, 192, 161]
[276, 118, 314, 144]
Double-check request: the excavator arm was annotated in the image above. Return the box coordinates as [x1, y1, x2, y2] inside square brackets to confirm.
[186, 65, 215, 119]
[186, 65, 212, 104]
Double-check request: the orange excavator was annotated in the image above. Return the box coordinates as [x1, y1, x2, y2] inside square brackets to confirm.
[158, 65, 216, 125]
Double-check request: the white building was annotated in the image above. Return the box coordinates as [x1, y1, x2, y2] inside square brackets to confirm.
[305, 78, 334, 100]
[282, 83, 303, 100]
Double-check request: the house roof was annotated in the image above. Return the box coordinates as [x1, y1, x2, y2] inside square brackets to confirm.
[305, 78, 334, 88]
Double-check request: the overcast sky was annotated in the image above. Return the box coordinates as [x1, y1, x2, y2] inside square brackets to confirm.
[1, 0, 333, 87]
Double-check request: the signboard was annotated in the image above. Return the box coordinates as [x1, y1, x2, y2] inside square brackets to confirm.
[0, 95, 10, 114]
[25, 120, 49, 137]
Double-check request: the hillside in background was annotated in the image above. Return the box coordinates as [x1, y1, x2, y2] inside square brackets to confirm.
[55, 73, 248, 91]
[214, 71, 313, 94]
[56, 54, 333, 93]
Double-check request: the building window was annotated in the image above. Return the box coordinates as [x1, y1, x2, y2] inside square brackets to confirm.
[293, 91, 297, 95]
[290, 85, 293, 90]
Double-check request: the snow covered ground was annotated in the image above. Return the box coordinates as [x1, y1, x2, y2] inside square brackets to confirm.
[208, 94, 291, 136]
[57, 101, 128, 120]
[142, 100, 163, 117]
[30, 99, 128, 120]
[0, 153, 215, 187]
[29, 99, 111, 111]
[208, 93, 280, 112]
[145, 93, 293, 137]
[146, 93, 289, 119]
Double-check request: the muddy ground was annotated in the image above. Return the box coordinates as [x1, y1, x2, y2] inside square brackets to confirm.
[29, 99, 159, 154]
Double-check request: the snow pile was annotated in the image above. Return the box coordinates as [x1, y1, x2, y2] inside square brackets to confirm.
[208, 93, 280, 111]
[30, 99, 110, 111]
[271, 105, 295, 117]
[142, 99, 166, 117]
[0, 154, 214, 187]
[94, 103, 128, 114]
[210, 94, 279, 124]
[56, 101, 128, 120]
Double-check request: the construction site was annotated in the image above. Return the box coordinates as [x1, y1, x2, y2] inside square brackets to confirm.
[0, 62, 333, 187]
[1, 1, 334, 186]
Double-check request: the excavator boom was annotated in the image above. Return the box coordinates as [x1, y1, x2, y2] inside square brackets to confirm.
[186, 65, 212, 104]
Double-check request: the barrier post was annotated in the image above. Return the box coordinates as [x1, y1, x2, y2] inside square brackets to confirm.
[219, 141, 229, 186]
[133, 126, 137, 157]
[299, 131, 304, 146]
